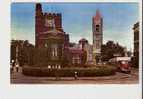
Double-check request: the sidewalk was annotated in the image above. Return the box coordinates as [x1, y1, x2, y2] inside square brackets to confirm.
[10, 70, 139, 84]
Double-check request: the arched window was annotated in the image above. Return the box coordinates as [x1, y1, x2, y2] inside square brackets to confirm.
[96, 25, 100, 32]
[51, 44, 58, 59]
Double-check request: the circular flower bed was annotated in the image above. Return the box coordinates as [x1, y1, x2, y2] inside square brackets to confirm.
[22, 65, 116, 77]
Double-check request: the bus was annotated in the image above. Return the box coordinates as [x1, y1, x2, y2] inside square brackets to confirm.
[109, 57, 131, 73]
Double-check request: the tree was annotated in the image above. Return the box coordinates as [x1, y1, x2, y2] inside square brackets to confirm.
[101, 41, 125, 62]
[10, 40, 35, 66]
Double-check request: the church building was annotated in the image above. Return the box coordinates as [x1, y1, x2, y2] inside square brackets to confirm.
[34, 3, 85, 68]
[35, 3, 70, 68]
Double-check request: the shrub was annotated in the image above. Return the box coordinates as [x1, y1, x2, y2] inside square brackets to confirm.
[22, 66, 116, 77]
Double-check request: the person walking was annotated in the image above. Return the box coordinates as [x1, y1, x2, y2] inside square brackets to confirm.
[74, 71, 78, 80]
[15, 64, 19, 72]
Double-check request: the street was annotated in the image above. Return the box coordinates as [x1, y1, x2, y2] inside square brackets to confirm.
[10, 68, 139, 84]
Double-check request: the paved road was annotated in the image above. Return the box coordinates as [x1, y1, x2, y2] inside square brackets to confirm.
[11, 68, 139, 84]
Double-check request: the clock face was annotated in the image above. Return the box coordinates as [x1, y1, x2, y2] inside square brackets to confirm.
[45, 18, 55, 27]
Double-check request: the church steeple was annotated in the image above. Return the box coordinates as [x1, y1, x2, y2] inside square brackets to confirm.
[96, 10, 101, 17]
[94, 9, 102, 20]
[92, 9, 103, 64]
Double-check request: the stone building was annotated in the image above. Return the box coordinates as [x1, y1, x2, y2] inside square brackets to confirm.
[34, 3, 86, 68]
[133, 22, 139, 67]
[92, 10, 103, 64]
[68, 47, 83, 65]
[79, 38, 93, 64]
[11, 3, 96, 68]
[35, 3, 70, 68]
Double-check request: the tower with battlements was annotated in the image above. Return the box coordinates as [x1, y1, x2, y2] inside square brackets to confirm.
[35, 3, 69, 68]
[35, 3, 64, 48]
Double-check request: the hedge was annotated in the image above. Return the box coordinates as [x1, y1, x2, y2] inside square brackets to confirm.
[22, 66, 116, 77]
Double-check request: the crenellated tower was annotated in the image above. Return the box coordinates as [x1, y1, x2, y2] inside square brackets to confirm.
[35, 3, 64, 48]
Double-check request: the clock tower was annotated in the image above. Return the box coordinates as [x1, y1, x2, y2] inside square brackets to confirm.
[92, 10, 103, 64]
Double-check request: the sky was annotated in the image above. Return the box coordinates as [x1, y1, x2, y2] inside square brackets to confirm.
[11, 3, 139, 51]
